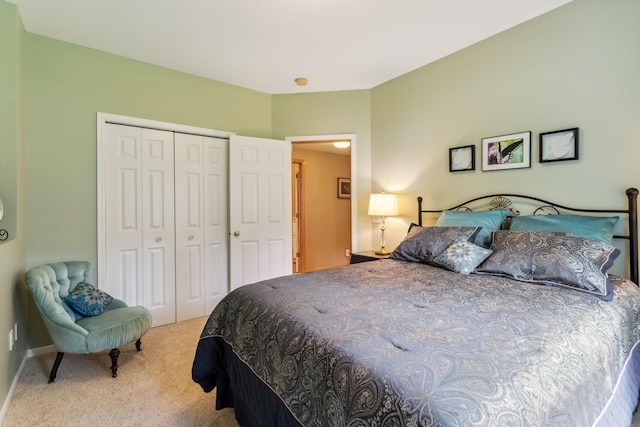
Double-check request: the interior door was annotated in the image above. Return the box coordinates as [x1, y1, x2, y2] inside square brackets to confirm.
[229, 135, 292, 290]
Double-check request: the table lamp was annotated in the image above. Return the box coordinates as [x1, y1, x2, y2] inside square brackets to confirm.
[368, 192, 398, 255]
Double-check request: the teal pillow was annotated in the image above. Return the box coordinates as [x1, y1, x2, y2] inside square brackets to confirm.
[435, 209, 508, 248]
[433, 238, 493, 274]
[64, 282, 113, 317]
[509, 214, 618, 245]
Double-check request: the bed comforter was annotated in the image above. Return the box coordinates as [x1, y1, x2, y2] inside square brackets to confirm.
[193, 259, 640, 426]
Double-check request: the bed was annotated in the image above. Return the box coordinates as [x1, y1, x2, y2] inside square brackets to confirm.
[193, 188, 640, 426]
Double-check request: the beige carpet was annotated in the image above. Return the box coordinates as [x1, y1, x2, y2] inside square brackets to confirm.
[2, 317, 240, 427]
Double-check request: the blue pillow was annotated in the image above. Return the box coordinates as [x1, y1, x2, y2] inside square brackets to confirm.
[434, 209, 508, 248]
[433, 238, 493, 274]
[65, 282, 113, 317]
[509, 214, 619, 245]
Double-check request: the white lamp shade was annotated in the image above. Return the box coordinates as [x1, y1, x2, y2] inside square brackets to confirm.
[368, 193, 398, 217]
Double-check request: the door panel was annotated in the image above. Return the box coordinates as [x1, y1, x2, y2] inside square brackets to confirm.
[104, 124, 175, 326]
[175, 133, 228, 320]
[229, 135, 291, 291]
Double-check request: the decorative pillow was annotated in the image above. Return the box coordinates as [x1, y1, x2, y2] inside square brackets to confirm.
[434, 209, 509, 248]
[474, 230, 620, 300]
[390, 226, 481, 265]
[509, 214, 619, 245]
[64, 282, 113, 317]
[433, 238, 493, 274]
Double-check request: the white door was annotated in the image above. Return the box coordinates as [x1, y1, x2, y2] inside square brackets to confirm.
[104, 124, 176, 326]
[174, 133, 228, 321]
[229, 135, 292, 290]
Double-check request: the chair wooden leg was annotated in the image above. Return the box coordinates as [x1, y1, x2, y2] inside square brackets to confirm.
[135, 338, 142, 351]
[109, 348, 120, 378]
[49, 352, 65, 383]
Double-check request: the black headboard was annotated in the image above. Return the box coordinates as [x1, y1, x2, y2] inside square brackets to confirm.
[417, 188, 639, 285]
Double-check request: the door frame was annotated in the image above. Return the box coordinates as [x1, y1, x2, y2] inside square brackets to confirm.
[291, 159, 305, 273]
[286, 134, 358, 252]
[96, 112, 233, 288]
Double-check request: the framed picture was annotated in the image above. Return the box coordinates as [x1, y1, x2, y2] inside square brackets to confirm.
[449, 145, 475, 172]
[539, 127, 579, 163]
[337, 177, 351, 199]
[481, 131, 531, 171]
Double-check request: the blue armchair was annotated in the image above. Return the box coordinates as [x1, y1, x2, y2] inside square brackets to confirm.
[25, 261, 152, 382]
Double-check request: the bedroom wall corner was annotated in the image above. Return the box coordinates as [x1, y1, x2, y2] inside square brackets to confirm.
[271, 90, 374, 253]
[370, 0, 640, 277]
[0, 0, 27, 421]
[24, 34, 273, 347]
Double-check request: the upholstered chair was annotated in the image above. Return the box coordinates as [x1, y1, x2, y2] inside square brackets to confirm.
[25, 261, 152, 383]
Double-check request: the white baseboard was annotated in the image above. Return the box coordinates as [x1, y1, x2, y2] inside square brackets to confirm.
[0, 345, 56, 425]
[26, 344, 55, 358]
[0, 353, 27, 426]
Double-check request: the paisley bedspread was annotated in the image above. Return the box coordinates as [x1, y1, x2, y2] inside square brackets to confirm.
[193, 259, 640, 426]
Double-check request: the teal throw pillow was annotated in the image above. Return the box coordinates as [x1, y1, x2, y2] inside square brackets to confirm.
[65, 282, 113, 317]
[433, 238, 493, 274]
[435, 209, 508, 248]
[509, 214, 619, 245]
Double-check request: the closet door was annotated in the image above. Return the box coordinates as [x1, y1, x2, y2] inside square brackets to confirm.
[104, 124, 176, 326]
[175, 133, 228, 321]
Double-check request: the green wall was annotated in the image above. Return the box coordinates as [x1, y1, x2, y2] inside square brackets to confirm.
[24, 35, 272, 347]
[272, 91, 373, 251]
[371, 0, 640, 276]
[0, 0, 26, 416]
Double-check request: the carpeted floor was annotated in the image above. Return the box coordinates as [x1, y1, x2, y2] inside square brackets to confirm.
[2, 316, 240, 427]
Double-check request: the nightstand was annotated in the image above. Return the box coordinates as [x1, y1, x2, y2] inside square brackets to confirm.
[350, 250, 391, 264]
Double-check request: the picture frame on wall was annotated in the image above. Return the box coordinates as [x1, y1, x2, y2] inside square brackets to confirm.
[337, 177, 351, 199]
[539, 127, 579, 163]
[449, 145, 475, 172]
[481, 131, 531, 171]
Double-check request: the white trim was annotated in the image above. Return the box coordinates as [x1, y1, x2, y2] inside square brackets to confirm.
[26, 344, 56, 358]
[286, 134, 358, 252]
[96, 112, 234, 288]
[0, 353, 28, 424]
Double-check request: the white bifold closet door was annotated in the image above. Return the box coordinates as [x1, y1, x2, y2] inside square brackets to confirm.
[103, 124, 177, 326]
[174, 133, 228, 321]
[102, 118, 291, 327]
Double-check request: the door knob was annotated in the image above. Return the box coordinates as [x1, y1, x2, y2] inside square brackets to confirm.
[155, 237, 162, 243]
[233, 230, 241, 237]
[188, 235, 194, 241]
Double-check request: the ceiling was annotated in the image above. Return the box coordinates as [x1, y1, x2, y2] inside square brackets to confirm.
[8, 0, 573, 94]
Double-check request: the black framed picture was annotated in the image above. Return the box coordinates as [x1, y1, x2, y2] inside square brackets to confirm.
[481, 131, 531, 171]
[539, 127, 579, 163]
[449, 145, 475, 172]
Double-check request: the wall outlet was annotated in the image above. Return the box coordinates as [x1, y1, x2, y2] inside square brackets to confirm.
[9, 329, 14, 351]
[345, 249, 351, 257]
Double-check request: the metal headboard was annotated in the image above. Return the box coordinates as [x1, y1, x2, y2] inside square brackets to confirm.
[417, 188, 639, 285]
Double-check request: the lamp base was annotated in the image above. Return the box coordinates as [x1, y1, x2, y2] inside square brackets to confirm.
[375, 248, 391, 256]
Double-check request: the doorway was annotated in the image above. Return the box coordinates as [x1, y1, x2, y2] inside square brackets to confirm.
[290, 136, 354, 272]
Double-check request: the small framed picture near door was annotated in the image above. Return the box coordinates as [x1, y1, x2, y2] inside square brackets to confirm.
[337, 178, 351, 199]
[539, 127, 579, 163]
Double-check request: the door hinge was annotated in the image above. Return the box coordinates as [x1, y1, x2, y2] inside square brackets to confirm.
[296, 252, 301, 258]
